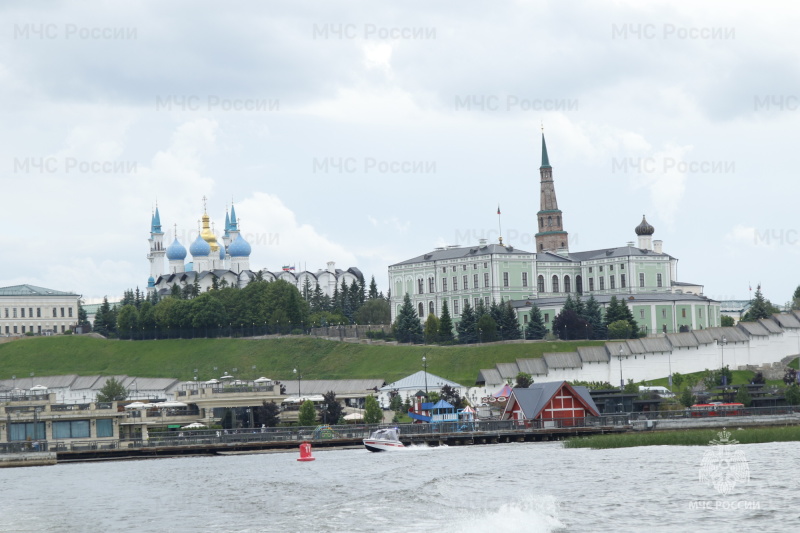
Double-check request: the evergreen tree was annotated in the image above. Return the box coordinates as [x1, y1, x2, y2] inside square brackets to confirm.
[302, 278, 312, 301]
[562, 294, 576, 313]
[438, 300, 454, 342]
[617, 299, 640, 338]
[357, 277, 366, 308]
[332, 284, 341, 314]
[298, 400, 317, 426]
[368, 276, 379, 300]
[392, 293, 423, 343]
[456, 302, 477, 344]
[604, 296, 622, 326]
[170, 284, 182, 299]
[573, 294, 585, 318]
[182, 284, 193, 299]
[502, 300, 522, 340]
[320, 391, 344, 424]
[525, 304, 547, 340]
[94, 296, 114, 337]
[792, 285, 800, 311]
[424, 313, 440, 343]
[743, 286, 779, 321]
[476, 314, 497, 342]
[191, 278, 200, 298]
[475, 299, 487, 320]
[134, 287, 142, 308]
[211, 273, 219, 291]
[138, 301, 156, 339]
[77, 299, 89, 327]
[311, 284, 324, 313]
[349, 278, 362, 316]
[583, 295, 605, 339]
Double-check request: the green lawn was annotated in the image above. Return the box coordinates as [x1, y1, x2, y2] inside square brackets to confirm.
[564, 426, 800, 449]
[0, 335, 604, 384]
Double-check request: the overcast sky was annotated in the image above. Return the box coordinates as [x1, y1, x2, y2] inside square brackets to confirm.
[1, 0, 798, 305]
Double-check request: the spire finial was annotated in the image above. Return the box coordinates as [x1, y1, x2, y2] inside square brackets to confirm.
[202, 195, 207, 213]
[174, 223, 177, 238]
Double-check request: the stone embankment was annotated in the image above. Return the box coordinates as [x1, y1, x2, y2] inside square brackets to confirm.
[0, 452, 57, 468]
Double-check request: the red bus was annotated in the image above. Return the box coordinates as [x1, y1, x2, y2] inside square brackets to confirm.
[690, 402, 745, 417]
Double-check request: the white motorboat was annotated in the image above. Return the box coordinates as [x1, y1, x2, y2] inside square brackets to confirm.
[363, 427, 405, 452]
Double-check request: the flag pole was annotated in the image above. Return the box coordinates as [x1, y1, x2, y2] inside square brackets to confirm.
[497, 204, 502, 244]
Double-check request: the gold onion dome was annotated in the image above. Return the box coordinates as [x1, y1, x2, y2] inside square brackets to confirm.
[200, 212, 220, 252]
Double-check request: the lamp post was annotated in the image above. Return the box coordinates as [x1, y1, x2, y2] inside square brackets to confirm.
[293, 368, 301, 398]
[618, 346, 624, 391]
[720, 335, 728, 387]
[422, 356, 428, 399]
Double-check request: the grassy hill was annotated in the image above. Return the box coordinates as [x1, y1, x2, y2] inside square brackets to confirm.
[0, 336, 604, 385]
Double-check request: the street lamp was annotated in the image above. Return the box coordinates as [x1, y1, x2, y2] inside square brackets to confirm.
[422, 356, 428, 398]
[720, 336, 728, 387]
[293, 368, 301, 398]
[618, 346, 624, 391]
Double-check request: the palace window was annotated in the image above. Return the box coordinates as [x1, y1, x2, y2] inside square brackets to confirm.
[610, 275, 615, 289]
[452, 266, 456, 272]
[474, 298, 480, 308]
[599, 266, 603, 272]
[621, 274, 626, 288]
[13, 308, 17, 318]
[484, 296, 490, 306]
[564, 275, 571, 293]
[589, 278, 595, 291]
[463, 275, 468, 289]
[462, 264, 467, 271]
[522, 272, 528, 287]
[418, 279, 424, 295]
[682, 309, 686, 318]
[464, 299, 469, 311]
[524, 315, 529, 323]
[474, 263, 478, 270]
[640, 309, 645, 318]
[552, 275, 560, 293]
[3, 308, 7, 318]
[454, 300, 459, 314]
[657, 273, 663, 288]
[442, 267, 447, 273]
[418, 302, 424, 318]
[429, 278, 435, 293]
[662, 309, 666, 318]
[544, 313, 550, 323]
[474, 274, 479, 288]
[621, 264, 625, 269]
[442, 278, 448, 291]
[503, 272, 509, 287]
[36, 308, 41, 318]
[599, 277, 605, 290]
[484, 273, 490, 287]
[609, 265, 614, 271]
[537, 275, 545, 292]
[429, 301, 435, 316]
[61, 308, 65, 317]
[53, 307, 57, 317]
[20, 308, 24, 318]
[68, 308, 73, 318]
[639, 273, 645, 288]
[484, 262, 488, 268]
[576, 275, 583, 294]
[453, 277, 458, 290]
[589, 267, 593, 273]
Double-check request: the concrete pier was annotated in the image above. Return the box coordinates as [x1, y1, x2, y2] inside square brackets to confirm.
[0, 452, 57, 468]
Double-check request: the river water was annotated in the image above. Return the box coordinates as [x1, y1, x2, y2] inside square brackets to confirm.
[1, 439, 796, 532]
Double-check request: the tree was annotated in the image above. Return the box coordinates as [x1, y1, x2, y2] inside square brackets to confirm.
[138, 301, 156, 338]
[438, 300, 454, 342]
[721, 315, 735, 327]
[476, 314, 497, 342]
[320, 391, 344, 425]
[170, 284, 183, 299]
[298, 400, 317, 426]
[97, 377, 128, 402]
[354, 298, 391, 325]
[583, 295, 605, 339]
[607, 319, 632, 340]
[735, 386, 752, 407]
[679, 388, 695, 408]
[784, 384, 800, 406]
[553, 308, 588, 340]
[302, 277, 312, 302]
[255, 401, 281, 427]
[515, 372, 533, 388]
[791, 285, 800, 311]
[364, 395, 382, 424]
[424, 313, 440, 344]
[671, 372, 684, 390]
[525, 304, 547, 340]
[439, 384, 463, 407]
[368, 276, 379, 300]
[743, 286, 780, 321]
[456, 302, 477, 344]
[392, 293, 423, 343]
[501, 300, 522, 340]
[77, 299, 90, 328]
[117, 304, 139, 340]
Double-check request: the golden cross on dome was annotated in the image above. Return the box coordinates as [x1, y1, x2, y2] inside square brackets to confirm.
[202, 195, 208, 213]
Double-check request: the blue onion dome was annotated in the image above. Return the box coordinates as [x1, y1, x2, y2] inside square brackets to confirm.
[147, 276, 155, 288]
[189, 234, 211, 256]
[219, 241, 226, 260]
[635, 215, 655, 236]
[229, 235, 251, 257]
[166, 238, 187, 261]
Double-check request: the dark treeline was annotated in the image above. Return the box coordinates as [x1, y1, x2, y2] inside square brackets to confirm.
[95, 275, 390, 340]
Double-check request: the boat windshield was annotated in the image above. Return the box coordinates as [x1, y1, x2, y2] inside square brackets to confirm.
[371, 428, 399, 441]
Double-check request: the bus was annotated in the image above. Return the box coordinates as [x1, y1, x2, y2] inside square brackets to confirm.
[689, 402, 745, 417]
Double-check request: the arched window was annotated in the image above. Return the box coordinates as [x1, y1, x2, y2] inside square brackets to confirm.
[539, 243, 544, 251]
[418, 302, 424, 318]
[552, 275, 560, 293]
[576, 275, 583, 294]
[418, 279, 424, 295]
[557, 216, 561, 226]
[539, 217, 543, 228]
[564, 275, 571, 293]
[428, 277, 435, 293]
[429, 301, 434, 316]
[547, 216, 552, 227]
[537, 275, 545, 292]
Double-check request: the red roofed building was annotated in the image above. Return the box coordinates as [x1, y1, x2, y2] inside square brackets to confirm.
[501, 381, 599, 427]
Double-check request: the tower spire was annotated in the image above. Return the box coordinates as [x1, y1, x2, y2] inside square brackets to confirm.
[534, 133, 569, 253]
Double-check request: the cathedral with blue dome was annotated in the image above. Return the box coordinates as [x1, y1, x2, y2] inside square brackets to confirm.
[146, 199, 362, 297]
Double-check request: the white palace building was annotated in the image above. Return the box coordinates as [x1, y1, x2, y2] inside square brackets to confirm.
[147, 199, 362, 297]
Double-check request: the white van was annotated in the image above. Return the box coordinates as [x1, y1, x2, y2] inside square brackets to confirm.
[639, 386, 675, 398]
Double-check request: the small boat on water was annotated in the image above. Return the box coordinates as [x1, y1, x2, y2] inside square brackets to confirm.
[363, 427, 405, 452]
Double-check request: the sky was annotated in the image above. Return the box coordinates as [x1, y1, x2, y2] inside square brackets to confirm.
[1, 0, 799, 305]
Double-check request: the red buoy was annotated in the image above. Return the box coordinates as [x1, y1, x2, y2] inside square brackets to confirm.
[297, 441, 315, 462]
